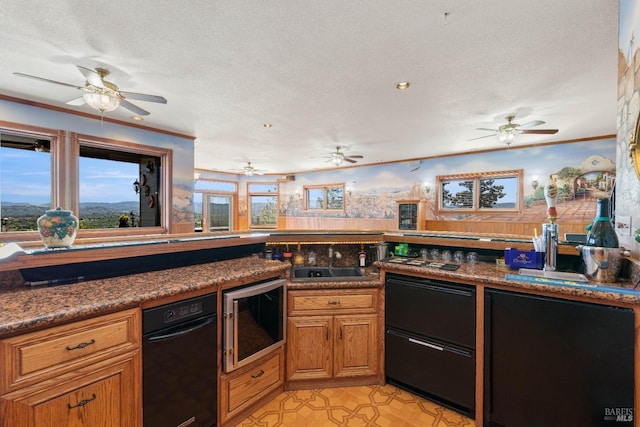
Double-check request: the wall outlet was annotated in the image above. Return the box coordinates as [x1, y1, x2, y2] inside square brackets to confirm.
[616, 215, 632, 236]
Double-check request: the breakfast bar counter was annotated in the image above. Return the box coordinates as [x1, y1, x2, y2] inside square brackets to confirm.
[0, 257, 289, 337]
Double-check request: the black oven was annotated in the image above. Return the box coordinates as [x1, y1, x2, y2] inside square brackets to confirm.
[223, 277, 286, 373]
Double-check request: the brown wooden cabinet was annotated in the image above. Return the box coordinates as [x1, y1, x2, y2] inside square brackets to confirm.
[220, 347, 284, 426]
[286, 288, 381, 389]
[0, 309, 141, 427]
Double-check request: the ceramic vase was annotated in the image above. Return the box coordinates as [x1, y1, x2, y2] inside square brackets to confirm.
[37, 207, 79, 248]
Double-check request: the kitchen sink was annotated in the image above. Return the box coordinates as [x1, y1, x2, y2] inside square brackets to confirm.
[291, 266, 369, 281]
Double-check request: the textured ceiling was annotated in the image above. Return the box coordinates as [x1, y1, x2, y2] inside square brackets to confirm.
[0, 1, 619, 175]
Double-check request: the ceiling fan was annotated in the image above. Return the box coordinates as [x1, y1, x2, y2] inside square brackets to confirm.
[470, 115, 558, 145]
[240, 162, 266, 176]
[13, 65, 167, 116]
[322, 146, 363, 166]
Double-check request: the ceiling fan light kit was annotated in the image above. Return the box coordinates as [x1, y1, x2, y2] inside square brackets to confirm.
[83, 92, 120, 113]
[498, 127, 520, 146]
[331, 154, 344, 166]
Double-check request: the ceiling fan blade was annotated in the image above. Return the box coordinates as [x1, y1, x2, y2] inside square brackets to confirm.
[468, 133, 497, 141]
[343, 158, 357, 163]
[119, 91, 167, 104]
[521, 129, 558, 134]
[119, 99, 150, 116]
[13, 72, 84, 90]
[66, 96, 86, 106]
[475, 127, 499, 132]
[76, 66, 105, 88]
[518, 120, 545, 129]
[347, 155, 364, 159]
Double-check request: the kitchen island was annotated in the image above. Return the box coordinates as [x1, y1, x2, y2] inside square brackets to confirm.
[0, 232, 638, 426]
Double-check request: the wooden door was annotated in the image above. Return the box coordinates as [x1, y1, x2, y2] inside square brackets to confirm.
[286, 316, 333, 381]
[334, 314, 378, 378]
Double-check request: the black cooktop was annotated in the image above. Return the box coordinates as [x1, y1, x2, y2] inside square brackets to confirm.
[381, 257, 461, 271]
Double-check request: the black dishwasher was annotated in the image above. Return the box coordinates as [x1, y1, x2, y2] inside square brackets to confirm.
[385, 273, 476, 416]
[143, 293, 217, 427]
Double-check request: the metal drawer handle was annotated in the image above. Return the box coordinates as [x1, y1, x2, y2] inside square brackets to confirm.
[251, 369, 265, 379]
[68, 393, 96, 409]
[328, 301, 340, 305]
[66, 339, 96, 351]
[408, 337, 444, 351]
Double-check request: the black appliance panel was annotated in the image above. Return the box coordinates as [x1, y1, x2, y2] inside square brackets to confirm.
[143, 293, 217, 427]
[485, 289, 634, 427]
[386, 328, 475, 413]
[385, 273, 476, 348]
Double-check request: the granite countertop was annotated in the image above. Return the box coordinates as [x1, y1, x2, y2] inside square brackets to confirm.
[0, 257, 289, 337]
[377, 259, 640, 305]
[2, 254, 638, 339]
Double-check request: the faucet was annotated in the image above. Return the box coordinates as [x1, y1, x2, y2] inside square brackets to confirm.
[543, 222, 558, 271]
[328, 245, 342, 268]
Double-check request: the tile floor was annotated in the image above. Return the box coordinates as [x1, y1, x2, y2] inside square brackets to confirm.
[236, 384, 474, 427]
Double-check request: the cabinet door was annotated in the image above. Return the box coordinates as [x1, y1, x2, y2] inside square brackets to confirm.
[334, 314, 378, 378]
[286, 316, 332, 380]
[0, 355, 139, 427]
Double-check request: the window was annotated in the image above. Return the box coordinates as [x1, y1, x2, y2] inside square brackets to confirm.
[437, 170, 523, 212]
[304, 184, 344, 211]
[0, 121, 174, 242]
[0, 123, 63, 234]
[248, 182, 278, 228]
[73, 134, 171, 232]
[194, 180, 236, 232]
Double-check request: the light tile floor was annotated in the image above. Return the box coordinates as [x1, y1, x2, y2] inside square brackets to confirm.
[236, 384, 474, 427]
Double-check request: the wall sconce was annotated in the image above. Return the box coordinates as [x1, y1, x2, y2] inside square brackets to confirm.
[424, 182, 431, 194]
[133, 179, 140, 194]
[33, 140, 50, 152]
[531, 176, 539, 191]
[294, 189, 302, 200]
[347, 186, 353, 196]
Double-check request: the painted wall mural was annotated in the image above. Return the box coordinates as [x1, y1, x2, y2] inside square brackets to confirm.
[617, 0, 640, 256]
[279, 138, 616, 226]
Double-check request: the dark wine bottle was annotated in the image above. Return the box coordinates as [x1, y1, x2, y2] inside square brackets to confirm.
[585, 198, 619, 248]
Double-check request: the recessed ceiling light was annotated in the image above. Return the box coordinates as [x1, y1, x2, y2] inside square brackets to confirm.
[132, 116, 143, 121]
[396, 82, 410, 90]
[263, 123, 272, 128]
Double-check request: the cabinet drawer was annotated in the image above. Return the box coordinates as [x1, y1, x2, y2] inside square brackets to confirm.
[222, 349, 284, 420]
[385, 274, 475, 348]
[289, 289, 378, 315]
[0, 308, 140, 394]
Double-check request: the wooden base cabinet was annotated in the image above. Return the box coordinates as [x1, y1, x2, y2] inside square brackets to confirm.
[0, 354, 139, 427]
[286, 288, 381, 389]
[0, 309, 141, 427]
[220, 347, 285, 426]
